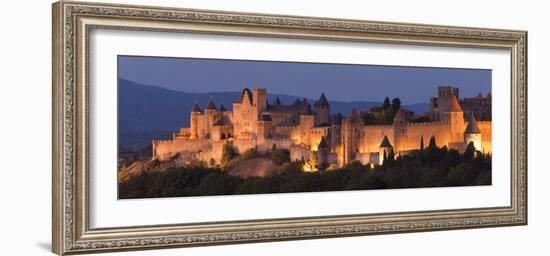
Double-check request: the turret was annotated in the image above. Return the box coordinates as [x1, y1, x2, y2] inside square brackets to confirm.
[314, 92, 331, 126]
[342, 108, 362, 165]
[444, 95, 465, 143]
[316, 137, 330, 170]
[190, 101, 202, 139]
[378, 135, 393, 165]
[253, 88, 267, 115]
[300, 102, 314, 128]
[464, 113, 482, 152]
[330, 113, 343, 154]
[393, 108, 410, 153]
[219, 103, 227, 112]
[205, 97, 217, 113]
[204, 97, 218, 138]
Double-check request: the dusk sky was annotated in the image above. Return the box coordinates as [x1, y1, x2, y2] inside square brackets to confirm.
[118, 55, 491, 104]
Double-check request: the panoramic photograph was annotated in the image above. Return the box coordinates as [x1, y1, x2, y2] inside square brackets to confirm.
[117, 56, 492, 199]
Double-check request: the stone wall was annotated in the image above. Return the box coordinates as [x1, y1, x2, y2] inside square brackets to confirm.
[360, 124, 394, 153]
[477, 121, 492, 153]
[152, 138, 210, 161]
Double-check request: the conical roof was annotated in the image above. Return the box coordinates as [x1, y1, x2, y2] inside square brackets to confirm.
[379, 135, 392, 148]
[191, 101, 202, 113]
[219, 103, 227, 112]
[205, 97, 217, 110]
[301, 102, 313, 115]
[314, 92, 329, 106]
[465, 113, 481, 133]
[235, 88, 253, 103]
[446, 95, 463, 112]
[317, 137, 330, 149]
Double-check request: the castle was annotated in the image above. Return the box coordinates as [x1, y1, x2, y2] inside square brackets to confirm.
[152, 86, 492, 170]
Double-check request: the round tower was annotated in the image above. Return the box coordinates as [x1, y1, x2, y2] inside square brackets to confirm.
[464, 113, 482, 152]
[444, 95, 465, 144]
[378, 135, 393, 165]
[342, 108, 362, 165]
[204, 97, 218, 138]
[316, 137, 330, 170]
[314, 92, 331, 126]
[299, 102, 314, 145]
[392, 108, 410, 153]
[190, 101, 202, 139]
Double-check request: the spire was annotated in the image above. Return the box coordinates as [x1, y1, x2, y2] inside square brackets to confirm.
[379, 135, 393, 148]
[191, 101, 202, 113]
[301, 102, 313, 115]
[205, 97, 217, 110]
[235, 88, 253, 103]
[465, 113, 481, 134]
[446, 95, 463, 112]
[317, 137, 330, 149]
[219, 103, 227, 112]
[315, 92, 329, 106]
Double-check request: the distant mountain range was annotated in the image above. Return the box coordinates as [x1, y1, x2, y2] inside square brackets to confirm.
[119, 79, 428, 148]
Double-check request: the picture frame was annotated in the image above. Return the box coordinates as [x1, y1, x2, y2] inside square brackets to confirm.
[52, 1, 527, 255]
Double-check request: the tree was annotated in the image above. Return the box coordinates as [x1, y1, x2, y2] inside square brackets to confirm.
[428, 135, 437, 149]
[383, 97, 391, 109]
[391, 97, 401, 111]
[241, 148, 258, 160]
[388, 148, 395, 161]
[272, 143, 277, 152]
[464, 142, 476, 161]
[272, 148, 290, 165]
[221, 142, 236, 165]
[420, 136, 424, 150]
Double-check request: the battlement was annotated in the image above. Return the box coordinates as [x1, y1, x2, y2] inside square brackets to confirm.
[407, 121, 447, 127]
[149, 86, 492, 165]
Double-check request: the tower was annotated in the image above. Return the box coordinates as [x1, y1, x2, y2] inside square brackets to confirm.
[392, 108, 410, 153]
[314, 92, 331, 126]
[342, 108, 362, 165]
[316, 137, 330, 170]
[444, 95, 465, 144]
[253, 88, 267, 116]
[431, 86, 459, 121]
[190, 101, 202, 139]
[299, 102, 314, 145]
[378, 135, 393, 165]
[204, 97, 218, 138]
[464, 113, 482, 152]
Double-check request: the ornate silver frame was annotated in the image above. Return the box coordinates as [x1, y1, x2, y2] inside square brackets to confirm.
[52, 1, 527, 255]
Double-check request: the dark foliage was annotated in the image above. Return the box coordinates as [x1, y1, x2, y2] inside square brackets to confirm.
[119, 144, 492, 199]
[360, 97, 402, 125]
[271, 147, 291, 165]
[391, 97, 401, 111]
[221, 142, 236, 165]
